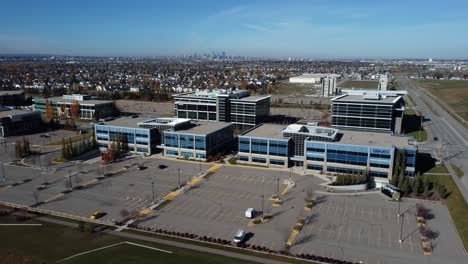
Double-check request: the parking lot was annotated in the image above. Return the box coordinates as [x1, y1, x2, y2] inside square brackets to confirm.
[0, 157, 467, 264]
[289, 194, 466, 264]
[37, 158, 211, 221]
[138, 165, 324, 250]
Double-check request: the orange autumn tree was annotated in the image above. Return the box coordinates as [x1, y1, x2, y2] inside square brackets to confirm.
[70, 100, 80, 120]
[45, 98, 55, 119]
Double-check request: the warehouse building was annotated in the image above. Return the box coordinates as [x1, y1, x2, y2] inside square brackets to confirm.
[33, 94, 114, 120]
[173, 90, 270, 129]
[238, 123, 416, 186]
[331, 91, 405, 134]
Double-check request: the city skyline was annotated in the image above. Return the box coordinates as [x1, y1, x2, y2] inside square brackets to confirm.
[1, 0, 468, 58]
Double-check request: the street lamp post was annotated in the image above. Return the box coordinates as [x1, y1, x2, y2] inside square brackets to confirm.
[1, 162, 6, 182]
[261, 194, 264, 219]
[277, 178, 280, 199]
[68, 170, 73, 190]
[151, 182, 155, 203]
[177, 168, 181, 188]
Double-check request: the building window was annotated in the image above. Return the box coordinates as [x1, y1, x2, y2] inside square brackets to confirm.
[166, 150, 178, 156]
[252, 157, 266, 164]
[307, 164, 323, 171]
[270, 159, 285, 166]
[238, 156, 249, 161]
[196, 153, 206, 159]
[181, 152, 193, 158]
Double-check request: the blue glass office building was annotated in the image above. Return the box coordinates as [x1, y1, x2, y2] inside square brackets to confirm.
[238, 124, 416, 186]
[95, 117, 157, 155]
[159, 121, 233, 161]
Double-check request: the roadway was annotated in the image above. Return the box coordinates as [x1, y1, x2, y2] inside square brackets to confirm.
[396, 74, 468, 203]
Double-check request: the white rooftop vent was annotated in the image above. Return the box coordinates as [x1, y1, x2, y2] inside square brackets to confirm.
[363, 92, 381, 100]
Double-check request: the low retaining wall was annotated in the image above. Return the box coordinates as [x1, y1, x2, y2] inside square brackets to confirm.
[327, 183, 368, 191]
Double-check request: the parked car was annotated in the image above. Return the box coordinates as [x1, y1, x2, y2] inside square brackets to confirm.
[433, 137, 439, 141]
[158, 164, 168, 169]
[245, 208, 255, 218]
[90, 211, 107, 219]
[233, 229, 246, 243]
[137, 165, 147, 170]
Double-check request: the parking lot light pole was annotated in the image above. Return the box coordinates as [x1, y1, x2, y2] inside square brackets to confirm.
[68, 170, 73, 190]
[1, 162, 6, 182]
[152, 182, 155, 203]
[177, 168, 181, 188]
[261, 194, 264, 219]
[397, 198, 401, 218]
[277, 178, 280, 199]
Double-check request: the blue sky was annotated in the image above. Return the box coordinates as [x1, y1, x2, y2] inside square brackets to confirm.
[1, 0, 467, 58]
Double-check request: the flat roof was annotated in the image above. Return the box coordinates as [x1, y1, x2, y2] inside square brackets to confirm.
[172, 121, 232, 135]
[99, 116, 153, 129]
[44, 96, 113, 105]
[231, 95, 271, 102]
[0, 109, 40, 119]
[337, 130, 414, 148]
[138, 117, 191, 126]
[241, 124, 288, 140]
[282, 124, 338, 140]
[0, 90, 24, 96]
[332, 94, 400, 104]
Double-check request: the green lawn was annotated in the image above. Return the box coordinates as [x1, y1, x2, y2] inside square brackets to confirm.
[406, 130, 428, 142]
[450, 164, 465, 178]
[425, 165, 449, 174]
[0, 216, 255, 264]
[415, 79, 468, 123]
[434, 173, 468, 250]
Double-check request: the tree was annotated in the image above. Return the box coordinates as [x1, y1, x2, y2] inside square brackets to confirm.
[121, 135, 129, 154]
[437, 184, 448, 199]
[413, 174, 424, 196]
[423, 175, 433, 196]
[45, 98, 54, 119]
[70, 100, 80, 120]
[399, 177, 408, 195]
[61, 138, 68, 159]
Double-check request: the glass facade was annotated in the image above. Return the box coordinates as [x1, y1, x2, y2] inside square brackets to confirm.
[95, 124, 152, 154]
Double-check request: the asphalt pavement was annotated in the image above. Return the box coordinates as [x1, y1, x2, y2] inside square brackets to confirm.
[397, 74, 468, 204]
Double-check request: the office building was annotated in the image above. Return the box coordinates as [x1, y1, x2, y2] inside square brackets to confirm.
[0, 107, 42, 137]
[331, 91, 405, 134]
[95, 116, 234, 160]
[173, 90, 270, 128]
[158, 121, 233, 161]
[33, 94, 114, 120]
[238, 123, 416, 186]
[378, 74, 389, 90]
[0, 91, 26, 107]
[95, 117, 159, 155]
[320, 75, 338, 97]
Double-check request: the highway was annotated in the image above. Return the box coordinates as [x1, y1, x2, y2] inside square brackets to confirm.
[396, 74, 468, 203]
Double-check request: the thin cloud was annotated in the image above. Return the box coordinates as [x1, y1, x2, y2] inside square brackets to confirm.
[243, 23, 274, 33]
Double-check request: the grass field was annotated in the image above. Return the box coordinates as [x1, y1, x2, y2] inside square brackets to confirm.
[271, 82, 318, 95]
[339, 80, 379, 89]
[415, 79, 468, 122]
[450, 164, 465, 178]
[0, 216, 256, 264]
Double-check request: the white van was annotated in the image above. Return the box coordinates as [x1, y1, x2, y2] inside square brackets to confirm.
[245, 208, 255, 218]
